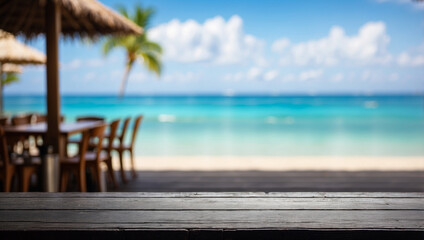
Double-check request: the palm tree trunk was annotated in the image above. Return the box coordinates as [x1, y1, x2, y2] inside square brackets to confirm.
[119, 63, 133, 97]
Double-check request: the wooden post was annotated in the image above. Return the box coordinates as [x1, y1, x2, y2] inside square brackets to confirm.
[45, 0, 61, 155]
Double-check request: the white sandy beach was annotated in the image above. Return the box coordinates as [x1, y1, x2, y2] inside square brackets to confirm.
[117, 156, 424, 171]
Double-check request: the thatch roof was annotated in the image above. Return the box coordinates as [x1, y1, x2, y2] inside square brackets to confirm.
[2, 63, 23, 74]
[0, 30, 46, 64]
[0, 0, 143, 39]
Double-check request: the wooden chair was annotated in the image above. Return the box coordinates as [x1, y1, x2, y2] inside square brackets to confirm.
[107, 117, 130, 183]
[60, 124, 109, 192]
[34, 114, 65, 123]
[0, 116, 9, 126]
[0, 127, 16, 192]
[100, 119, 120, 189]
[11, 114, 34, 126]
[60, 129, 90, 192]
[67, 116, 104, 146]
[10, 115, 33, 154]
[10, 114, 41, 192]
[0, 127, 40, 192]
[113, 115, 143, 183]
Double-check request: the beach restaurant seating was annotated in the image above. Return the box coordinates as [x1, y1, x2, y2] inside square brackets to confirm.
[10, 114, 34, 154]
[60, 124, 107, 192]
[0, 116, 9, 126]
[0, 127, 41, 192]
[67, 116, 105, 146]
[101, 119, 120, 189]
[0, 127, 15, 192]
[33, 114, 65, 123]
[104, 117, 130, 183]
[106, 115, 143, 183]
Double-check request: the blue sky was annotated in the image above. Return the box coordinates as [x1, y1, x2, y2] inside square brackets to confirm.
[6, 0, 424, 95]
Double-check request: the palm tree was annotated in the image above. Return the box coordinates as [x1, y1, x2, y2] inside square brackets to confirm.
[103, 5, 162, 97]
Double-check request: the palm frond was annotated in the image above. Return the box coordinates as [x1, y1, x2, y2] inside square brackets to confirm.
[138, 39, 162, 55]
[102, 37, 122, 56]
[134, 5, 155, 29]
[139, 52, 162, 76]
[2, 73, 19, 86]
[116, 5, 129, 19]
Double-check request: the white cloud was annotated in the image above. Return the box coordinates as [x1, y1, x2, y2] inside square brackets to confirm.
[61, 58, 108, 70]
[397, 52, 424, 66]
[397, 42, 424, 67]
[224, 72, 244, 82]
[273, 22, 392, 66]
[225, 68, 325, 82]
[271, 38, 290, 53]
[375, 0, 424, 10]
[149, 15, 265, 64]
[224, 68, 279, 82]
[360, 70, 387, 82]
[247, 67, 263, 80]
[162, 72, 201, 82]
[61, 59, 82, 70]
[263, 70, 279, 81]
[299, 69, 323, 81]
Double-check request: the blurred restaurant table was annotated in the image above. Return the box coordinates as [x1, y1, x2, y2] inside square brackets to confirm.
[3, 120, 104, 192]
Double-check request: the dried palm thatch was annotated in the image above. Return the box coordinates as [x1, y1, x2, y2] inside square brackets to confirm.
[2, 64, 23, 74]
[0, 0, 143, 39]
[0, 30, 46, 64]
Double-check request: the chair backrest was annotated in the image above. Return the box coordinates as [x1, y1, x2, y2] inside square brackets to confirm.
[0, 116, 9, 126]
[34, 114, 46, 123]
[118, 117, 131, 145]
[34, 114, 65, 123]
[77, 130, 90, 169]
[11, 114, 33, 126]
[106, 119, 120, 155]
[130, 115, 143, 147]
[0, 127, 11, 169]
[76, 116, 105, 122]
[88, 124, 107, 163]
[77, 124, 106, 167]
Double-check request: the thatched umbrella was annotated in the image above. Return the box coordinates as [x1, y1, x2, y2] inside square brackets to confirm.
[2, 64, 23, 74]
[0, 30, 46, 113]
[0, 0, 142, 155]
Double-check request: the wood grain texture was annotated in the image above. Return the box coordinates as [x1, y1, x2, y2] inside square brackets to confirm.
[0, 192, 423, 239]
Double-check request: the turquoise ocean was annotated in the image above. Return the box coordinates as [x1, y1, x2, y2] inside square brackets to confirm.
[4, 95, 424, 156]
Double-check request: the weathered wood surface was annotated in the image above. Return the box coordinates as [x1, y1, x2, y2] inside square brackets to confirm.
[0, 192, 423, 239]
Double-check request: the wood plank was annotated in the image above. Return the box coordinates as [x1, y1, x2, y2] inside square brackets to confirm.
[0, 197, 422, 210]
[222, 230, 424, 240]
[0, 230, 188, 240]
[1, 192, 423, 198]
[0, 210, 423, 230]
[0, 193, 422, 239]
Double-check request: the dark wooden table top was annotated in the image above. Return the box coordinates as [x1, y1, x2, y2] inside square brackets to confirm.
[3, 121, 104, 137]
[0, 192, 423, 240]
